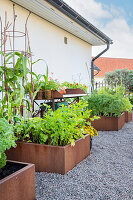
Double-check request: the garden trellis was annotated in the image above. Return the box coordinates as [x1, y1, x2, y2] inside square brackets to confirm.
[0, 4, 35, 120]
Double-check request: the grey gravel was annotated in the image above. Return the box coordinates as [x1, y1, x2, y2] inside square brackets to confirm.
[35, 119, 133, 200]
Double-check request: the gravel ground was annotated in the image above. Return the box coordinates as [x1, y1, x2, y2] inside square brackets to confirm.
[35, 119, 133, 200]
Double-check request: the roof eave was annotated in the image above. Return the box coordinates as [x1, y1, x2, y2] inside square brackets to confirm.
[10, 0, 113, 46]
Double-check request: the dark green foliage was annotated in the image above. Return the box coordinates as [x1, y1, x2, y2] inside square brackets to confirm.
[105, 69, 133, 91]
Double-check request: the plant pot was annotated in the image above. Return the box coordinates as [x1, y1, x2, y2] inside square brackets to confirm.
[89, 112, 125, 131]
[124, 111, 132, 122]
[45, 90, 52, 99]
[35, 90, 43, 100]
[59, 89, 66, 95]
[0, 160, 35, 200]
[53, 90, 63, 98]
[6, 135, 90, 174]
[66, 88, 86, 94]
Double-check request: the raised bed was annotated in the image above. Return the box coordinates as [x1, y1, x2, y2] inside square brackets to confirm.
[6, 135, 90, 174]
[0, 160, 35, 200]
[90, 112, 125, 131]
[124, 111, 132, 122]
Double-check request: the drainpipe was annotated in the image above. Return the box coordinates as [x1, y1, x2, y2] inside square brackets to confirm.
[91, 42, 110, 91]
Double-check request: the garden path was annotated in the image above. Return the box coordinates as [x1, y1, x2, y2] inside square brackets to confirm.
[36, 118, 133, 200]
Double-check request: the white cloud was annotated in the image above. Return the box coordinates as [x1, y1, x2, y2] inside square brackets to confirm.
[64, 0, 112, 27]
[93, 18, 133, 58]
[64, 0, 133, 59]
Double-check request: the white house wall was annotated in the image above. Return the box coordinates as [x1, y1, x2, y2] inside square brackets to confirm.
[0, 0, 92, 89]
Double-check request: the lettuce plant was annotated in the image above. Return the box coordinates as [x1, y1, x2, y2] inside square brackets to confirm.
[0, 118, 16, 168]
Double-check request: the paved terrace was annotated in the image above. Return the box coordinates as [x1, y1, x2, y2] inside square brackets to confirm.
[36, 118, 133, 200]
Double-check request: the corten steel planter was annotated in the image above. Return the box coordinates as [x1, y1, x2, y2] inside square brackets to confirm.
[66, 88, 86, 94]
[0, 160, 35, 200]
[90, 112, 125, 131]
[124, 111, 132, 122]
[6, 135, 90, 174]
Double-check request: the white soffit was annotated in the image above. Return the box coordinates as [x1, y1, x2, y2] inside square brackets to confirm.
[10, 0, 106, 46]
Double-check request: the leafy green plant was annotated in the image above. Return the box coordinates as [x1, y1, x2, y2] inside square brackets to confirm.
[26, 67, 60, 100]
[87, 93, 125, 117]
[14, 101, 98, 146]
[96, 85, 132, 113]
[122, 97, 132, 112]
[0, 118, 16, 168]
[0, 51, 32, 121]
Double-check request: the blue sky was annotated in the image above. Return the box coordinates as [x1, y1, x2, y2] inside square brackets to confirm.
[64, 0, 133, 59]
[96, 0, 133, 26]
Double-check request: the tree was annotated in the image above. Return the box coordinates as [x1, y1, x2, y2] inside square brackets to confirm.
[105, 69, 133, 91]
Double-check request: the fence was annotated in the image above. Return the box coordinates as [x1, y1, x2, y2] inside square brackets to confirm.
[94, 81, 110, 91]
[94, 81, 133, 96]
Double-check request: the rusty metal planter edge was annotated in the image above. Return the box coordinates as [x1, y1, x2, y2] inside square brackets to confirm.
[0, 160, 36, 200]
[90, 112, 125, 131]
[6, 134, 90, 174]
[124, 111, 132, 123]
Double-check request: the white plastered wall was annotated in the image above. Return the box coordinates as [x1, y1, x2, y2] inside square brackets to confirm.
[0, 0, 92, 90]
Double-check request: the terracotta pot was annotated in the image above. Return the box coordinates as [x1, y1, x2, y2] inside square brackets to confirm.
[34, 90, 43, 100]
[6, 135, 90, 174]
[0, 160, 35, 200]
[53, 90, 63, 98]
[88, 112, 125, 131]
[124, 111, 132, 122]
[59, 89, 66, 95]
[45, 90, 52, 99]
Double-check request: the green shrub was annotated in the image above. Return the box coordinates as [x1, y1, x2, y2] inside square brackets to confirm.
[14, 101, 98, 146]
[95, 86, 132, 113]
[0, 118, 16, 168]
[87, 93, 124, 117]
[105, 69, 133, 91]
[122, 97, 132, 112]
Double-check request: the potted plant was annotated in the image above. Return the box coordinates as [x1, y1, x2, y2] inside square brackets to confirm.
[43, 77, 60, 99]
[87, 93, 126, 131]
[0, 118, 36, 200]
[26, 69, 61, 100]
[61, 81, 88, 94]
[6, 101, 98, 174]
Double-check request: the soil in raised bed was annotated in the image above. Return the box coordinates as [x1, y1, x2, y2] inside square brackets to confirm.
[0, 161, 26, 180]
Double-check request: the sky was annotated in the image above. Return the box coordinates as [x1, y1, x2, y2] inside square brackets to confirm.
[63, 0, 133, 59]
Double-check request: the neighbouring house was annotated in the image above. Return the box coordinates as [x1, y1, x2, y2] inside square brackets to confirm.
[0, 0, 112, 91]
[94, 57, 133, 82]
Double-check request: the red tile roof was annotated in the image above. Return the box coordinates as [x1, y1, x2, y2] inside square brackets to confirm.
[94, 57, 133, 77]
